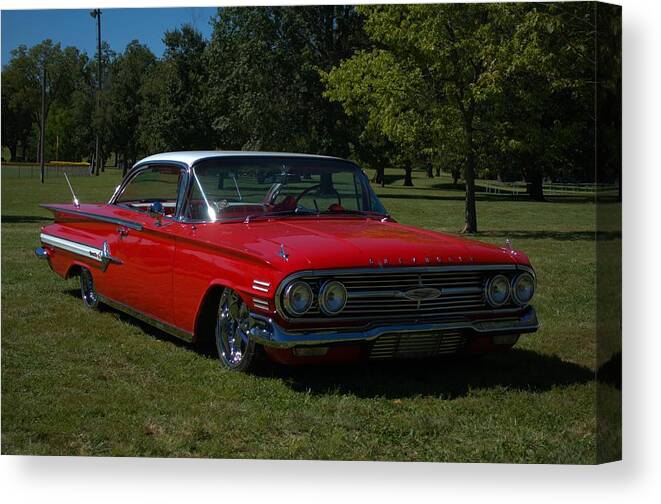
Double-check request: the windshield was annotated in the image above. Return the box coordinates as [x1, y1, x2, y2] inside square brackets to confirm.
[186, 156, 388, 221]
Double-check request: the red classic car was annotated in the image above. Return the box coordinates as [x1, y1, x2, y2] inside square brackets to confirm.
[35, 151, 538, 371]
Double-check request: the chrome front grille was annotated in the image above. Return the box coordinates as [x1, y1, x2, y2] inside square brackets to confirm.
[369, 330, 466, 359]
[295, 269, 487, 320]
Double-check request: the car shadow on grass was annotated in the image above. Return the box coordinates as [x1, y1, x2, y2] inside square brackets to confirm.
[63, 288, 218, 358]
[1, 214, 52, 224]
[262, 349, 595, 400]
[476, 230, 622, 241]
[64, 287, 596, 400]
[597, 351, 621, 390]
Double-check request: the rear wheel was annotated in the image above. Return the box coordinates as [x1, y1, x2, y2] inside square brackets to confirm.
[215, 288, 261, 372]
[80, 268, 99, 309]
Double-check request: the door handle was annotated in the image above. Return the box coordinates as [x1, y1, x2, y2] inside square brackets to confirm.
[116, 225, 129, 237]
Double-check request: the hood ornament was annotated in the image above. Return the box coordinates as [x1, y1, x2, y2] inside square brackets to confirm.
[279, 243, 289, 261]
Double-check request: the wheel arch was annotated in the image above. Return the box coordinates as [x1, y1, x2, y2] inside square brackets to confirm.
[192, 281, 259, 344]
[192, 283, 226, 344]
[65, 261, 91, 279]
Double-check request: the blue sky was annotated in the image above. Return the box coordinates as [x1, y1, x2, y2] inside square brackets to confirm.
[1, 7, 217, 65]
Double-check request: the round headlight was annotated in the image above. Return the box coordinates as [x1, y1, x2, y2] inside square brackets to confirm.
[283, 281, 313, 316]
[512, 272, 535, 306]
[319, 280, 347, 315]
[486, 274, 511, 307]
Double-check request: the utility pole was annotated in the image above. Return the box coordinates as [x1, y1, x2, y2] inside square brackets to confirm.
[39, 64, 46, 184]
[91, 8, 102, 176]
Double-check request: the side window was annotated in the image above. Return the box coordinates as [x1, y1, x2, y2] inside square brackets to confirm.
[116, 166, 184, 216]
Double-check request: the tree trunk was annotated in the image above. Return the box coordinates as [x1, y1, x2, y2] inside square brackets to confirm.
[403, 166, 414, 186]
[372, 166, 384, 186]
[435, 167, 441, 177]
[461, 154, 478, 234]
[452, 168, 460, 186]
[460, 119, 478, 234]
[526, 171, 545, 201]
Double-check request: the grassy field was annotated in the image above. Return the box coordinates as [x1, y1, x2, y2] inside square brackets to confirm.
[1, 165, 621, 463]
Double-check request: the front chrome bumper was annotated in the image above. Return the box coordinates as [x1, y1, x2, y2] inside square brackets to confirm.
[248, 306, 539, 348]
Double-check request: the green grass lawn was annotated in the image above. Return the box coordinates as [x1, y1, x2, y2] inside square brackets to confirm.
[1, 165, 621, 463]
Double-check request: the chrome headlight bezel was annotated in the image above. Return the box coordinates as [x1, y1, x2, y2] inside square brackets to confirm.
[318, 280, 348, 315]
[485, 274, 511, 307]
[282, 281, 313, 316]
[511, 272, 535, 306]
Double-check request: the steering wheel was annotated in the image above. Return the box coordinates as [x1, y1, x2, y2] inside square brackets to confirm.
[294, 184, 342, 207]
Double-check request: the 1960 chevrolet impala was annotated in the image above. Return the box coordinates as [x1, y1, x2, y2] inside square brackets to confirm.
[36, 151, 538, 371]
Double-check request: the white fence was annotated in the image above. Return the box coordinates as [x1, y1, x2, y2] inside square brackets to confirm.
[478, 180, 618, 196]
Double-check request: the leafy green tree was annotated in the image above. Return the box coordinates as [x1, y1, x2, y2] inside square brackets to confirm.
[490, 2, 598, 200]
[88, 42, 117, 171]
[205, 6, 367, 156]
[102, 41, 156, 172]
[595, 3, 622, 200]
[139, 25, 213, 153]
[1, 41, 90, 162]
[325, 3, 606, 226]
[325, 4, 526, 232]
[46, 88, 94, 161]
[1, 52, 36, 161]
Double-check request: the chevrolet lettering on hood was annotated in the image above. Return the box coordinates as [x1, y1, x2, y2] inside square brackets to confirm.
[36, 151, 538, 372]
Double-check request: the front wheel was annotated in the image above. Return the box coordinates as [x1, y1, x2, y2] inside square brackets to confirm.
[215, 289, 261, 372]
[80, 268, 99, 309]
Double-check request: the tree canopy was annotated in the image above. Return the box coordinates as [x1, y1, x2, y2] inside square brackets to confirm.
[323, 3, 606, 231]
[1, 3, 620, 232]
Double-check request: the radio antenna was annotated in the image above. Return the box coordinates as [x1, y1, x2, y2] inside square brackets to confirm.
[64, 172, 80, 208]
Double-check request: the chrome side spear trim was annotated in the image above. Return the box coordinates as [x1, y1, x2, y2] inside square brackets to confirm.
[39, 233, 122, 271]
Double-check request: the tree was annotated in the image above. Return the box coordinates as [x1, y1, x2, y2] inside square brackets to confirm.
[325, 4, 525, 233]
[205, 6, 367, 155]
[491, 3, 598, 200]
[46, 87, 94, 161]
[1, 41, 90, 162]
[1, 53, 35, 161]
[103, 41, 156, 173]
[139, 25, 213, 152]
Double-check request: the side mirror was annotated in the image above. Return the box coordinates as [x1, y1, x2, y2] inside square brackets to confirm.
[148, 201, 165, 225]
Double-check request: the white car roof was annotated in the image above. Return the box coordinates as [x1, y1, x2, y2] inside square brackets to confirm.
[134, 151, 344, 168]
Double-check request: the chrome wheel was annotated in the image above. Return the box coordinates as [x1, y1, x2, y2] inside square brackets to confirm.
[215, 289, 257, 371]
[80, 268, 98, 309]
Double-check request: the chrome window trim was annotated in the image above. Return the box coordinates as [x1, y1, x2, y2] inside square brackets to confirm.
[177, 156, 384, 224]
[274, 264, 535, 323]
[109, 161, 191, 221]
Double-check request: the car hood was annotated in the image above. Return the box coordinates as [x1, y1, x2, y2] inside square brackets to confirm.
[230, 217, 524, 272]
